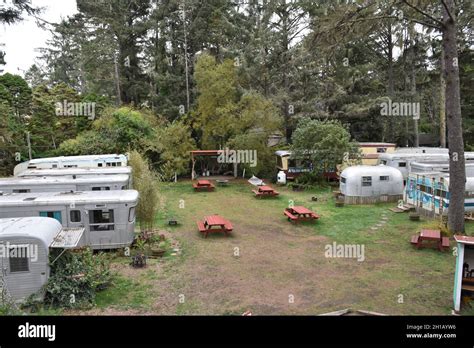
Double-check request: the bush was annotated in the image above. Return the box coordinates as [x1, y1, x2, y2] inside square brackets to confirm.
[128, 150, 160, 231]
[44, 249, 112, 308]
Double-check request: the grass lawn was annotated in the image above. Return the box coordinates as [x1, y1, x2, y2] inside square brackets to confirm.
[81, 179, 474, 315]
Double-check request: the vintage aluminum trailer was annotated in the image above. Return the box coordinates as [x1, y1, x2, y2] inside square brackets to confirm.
[14, 154, 127, 176]
[0, 190, 138, 250]
[0, 174, 130, 193]
[339, 165, 404, 204]
[17, 166, 133, 187]
[410, 161, 474, 177]
[0, 217, 84, 303]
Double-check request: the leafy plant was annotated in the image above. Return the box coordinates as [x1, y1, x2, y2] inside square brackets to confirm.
[44, 248, 112, 309]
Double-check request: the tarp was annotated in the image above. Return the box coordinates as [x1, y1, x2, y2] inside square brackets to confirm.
[248, 175, 264, 186]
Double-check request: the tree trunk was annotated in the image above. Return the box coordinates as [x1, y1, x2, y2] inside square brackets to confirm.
[443, 0, 465, 233]
[439, 45, 446, 147]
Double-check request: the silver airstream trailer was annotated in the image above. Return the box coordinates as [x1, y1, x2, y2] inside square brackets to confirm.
[0, 174, 130, 193]
[339, 165, 404, 204]
[14, 154, 128, 176]
[17, 166, 133, 187]
[377, 153, 449, 179]
[0, 217, 84, 303]
[0, 190, 138, 250]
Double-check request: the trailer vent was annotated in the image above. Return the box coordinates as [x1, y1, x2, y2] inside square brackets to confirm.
[23, 197, 37, 201]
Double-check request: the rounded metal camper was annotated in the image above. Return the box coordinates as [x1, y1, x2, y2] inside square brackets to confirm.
[339, 165, 404, 204]
[0, 217, 62, 302]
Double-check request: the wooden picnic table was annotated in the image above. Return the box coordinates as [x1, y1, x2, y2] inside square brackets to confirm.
[253, 185, 279, 198]
[284, 206, 320, 223]
[196, 214, 233, 238]
[410, 229, 450, 251]
[193, 179, 215, 191]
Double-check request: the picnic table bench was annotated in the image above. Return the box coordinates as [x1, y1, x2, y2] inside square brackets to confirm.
[253, 185, 279, 198]
[196, 215, 233, 238]
[410, 229, 450, 251]
[193, 179, 215, 192]
[284, 206, 319, 224]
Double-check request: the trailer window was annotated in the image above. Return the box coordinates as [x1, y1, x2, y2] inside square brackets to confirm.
[129, 207, 136, 222]
[39, 211, 62, 223]
[89, 210, 115, 231]
[379, 176, 389, 181]
[13, 189, 30, 193]
[377, 148, 387, 153]
[92, 186, 110, 191]
[340, 177, 346, 184]
[380, 160, 387, 165]
[362, 176, 372, 187]
[98, 163, 103, 167]
[9, 247, 29, 273]
[70, 210, 81, 222]
[398, 162, 407, 167]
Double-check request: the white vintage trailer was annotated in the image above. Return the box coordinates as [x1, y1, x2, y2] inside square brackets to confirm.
[377, 153, 449, 179]
[394, 147, 449, 154]
[17, 166, 133, 187]
[0, 174, 130, 193]
[404, 173, 474, 216]
[339, 165, 404, 204]
[0, 190, 138, 250]
[14, 154, 127, 176]
[0, 217, 84, 303]
[378, 151, 474, 179]
[410, 161, 474, 177]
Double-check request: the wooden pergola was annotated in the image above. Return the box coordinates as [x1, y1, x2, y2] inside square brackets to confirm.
[190, 150, 238, 180]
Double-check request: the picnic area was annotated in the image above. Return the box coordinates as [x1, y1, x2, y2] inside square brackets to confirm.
[73, 179, 474, 316]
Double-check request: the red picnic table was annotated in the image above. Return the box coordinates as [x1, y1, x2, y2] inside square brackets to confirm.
[410, 229, 450, 251]
[252, 185, 279, 198]
[284, 206, 320, 223]
[196, 214, 233, 238]
[193, 179, 215, 192]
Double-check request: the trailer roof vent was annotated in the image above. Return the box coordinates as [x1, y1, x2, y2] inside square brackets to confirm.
[23, 197, 37, 201]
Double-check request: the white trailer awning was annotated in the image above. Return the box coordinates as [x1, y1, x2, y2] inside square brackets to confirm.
[50, 227, 85, 249]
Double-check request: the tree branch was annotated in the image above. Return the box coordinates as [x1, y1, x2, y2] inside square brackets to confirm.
[400, 0, 444, 29]
[440, 0, 454, 23]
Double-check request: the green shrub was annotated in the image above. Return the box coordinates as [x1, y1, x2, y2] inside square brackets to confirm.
[44, 249, 112, 308]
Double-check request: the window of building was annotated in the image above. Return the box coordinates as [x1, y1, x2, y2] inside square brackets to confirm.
[377, 148, 387, 153]
[129, 207, 136, 222]
[9, 247, 29, 272]
[39, 211, 62, 223]
[89, 209, 115, 231]
[13, 189, 30, 193]
[362, 176, 372, 187]
[70, 210, 81, 223]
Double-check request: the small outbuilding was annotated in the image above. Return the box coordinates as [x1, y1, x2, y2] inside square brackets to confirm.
[0, 217, 84, 303]
[453, 235, 474, 312]
[339, 165, 404, 204]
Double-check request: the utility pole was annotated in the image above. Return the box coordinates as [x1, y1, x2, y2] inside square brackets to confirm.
[26, 131, 32, 160]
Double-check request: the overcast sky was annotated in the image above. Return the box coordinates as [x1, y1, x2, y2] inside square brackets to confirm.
[1, 0, 77, 75]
